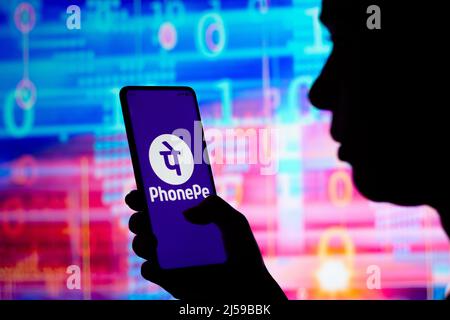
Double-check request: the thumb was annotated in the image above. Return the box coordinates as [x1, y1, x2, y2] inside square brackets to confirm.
[183, 195, 249, 232]
[183, 195, 262, 263]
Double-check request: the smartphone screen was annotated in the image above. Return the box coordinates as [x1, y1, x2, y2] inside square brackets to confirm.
[120, 86, 227, 269]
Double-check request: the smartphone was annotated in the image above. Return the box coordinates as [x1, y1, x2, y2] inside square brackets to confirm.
[119, 86, 227, 270]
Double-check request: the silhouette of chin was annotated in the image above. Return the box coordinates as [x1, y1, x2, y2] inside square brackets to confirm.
[350, 161, 428, 207]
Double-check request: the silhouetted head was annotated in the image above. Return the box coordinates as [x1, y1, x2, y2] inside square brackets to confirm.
[309, 1, 449, 231]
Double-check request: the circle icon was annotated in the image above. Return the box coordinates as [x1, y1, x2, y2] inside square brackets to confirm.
[12, 155, 37, 186]
[149, 134, 194, 185]
[158, 22, 177, 51]
[15, 78, 36, 110]
[14, 2, 36, 33]
[196, 13, 226, 57]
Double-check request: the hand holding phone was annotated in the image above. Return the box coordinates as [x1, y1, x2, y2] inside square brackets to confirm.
[126, 190, 287, 301]
[120, 86, 286, 300]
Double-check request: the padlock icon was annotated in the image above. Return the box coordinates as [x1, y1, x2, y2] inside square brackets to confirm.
[315, 227, 355, 294]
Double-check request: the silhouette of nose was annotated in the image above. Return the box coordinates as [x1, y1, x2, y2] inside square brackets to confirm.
[308, 52, 338, 112]
[309, 51, 346, 144]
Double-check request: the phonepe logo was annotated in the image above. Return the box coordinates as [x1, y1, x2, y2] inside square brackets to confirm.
[148, 134, 210, 203]
[149, 134, 194, 185]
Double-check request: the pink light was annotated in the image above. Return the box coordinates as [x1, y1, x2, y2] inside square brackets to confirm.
[15, 78, 36, 110]
[158, 22, 177, 51]
[205, 23, 220, 52]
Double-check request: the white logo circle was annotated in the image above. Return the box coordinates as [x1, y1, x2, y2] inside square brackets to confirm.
[149, 134, 194, 185]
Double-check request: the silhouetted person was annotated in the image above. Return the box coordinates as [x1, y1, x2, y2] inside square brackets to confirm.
[126, 0, 449, 300]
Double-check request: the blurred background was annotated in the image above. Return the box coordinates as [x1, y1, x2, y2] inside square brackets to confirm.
[1, 0, 449, 300]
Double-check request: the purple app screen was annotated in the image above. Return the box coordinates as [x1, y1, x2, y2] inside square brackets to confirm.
[126, 88, 226, 269]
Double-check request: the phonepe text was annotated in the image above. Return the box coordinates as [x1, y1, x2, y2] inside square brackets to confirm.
[149, 184, 210, 202]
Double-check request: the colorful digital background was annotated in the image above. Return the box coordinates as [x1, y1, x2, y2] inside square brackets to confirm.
[1, 0, 449, 300]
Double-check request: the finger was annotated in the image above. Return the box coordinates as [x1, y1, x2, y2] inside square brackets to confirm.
[132, 235, 156, 260]
[141, 261, 165, 285]
[184, 195, 261, 263]
[129, 211, 151, 235]
[184, 195, 249, 231]
[183, 195, 228, 223]
[125, 189, 146, 211]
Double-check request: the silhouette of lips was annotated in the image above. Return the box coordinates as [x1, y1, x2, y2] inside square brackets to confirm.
[338, 145, 349, 162]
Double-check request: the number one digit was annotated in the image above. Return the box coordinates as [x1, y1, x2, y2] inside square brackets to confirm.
[217, 80, 233, 125]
